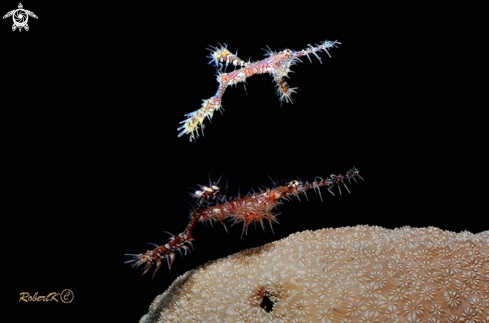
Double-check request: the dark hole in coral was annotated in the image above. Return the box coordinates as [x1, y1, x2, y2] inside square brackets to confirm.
[260, 292, 274, 313]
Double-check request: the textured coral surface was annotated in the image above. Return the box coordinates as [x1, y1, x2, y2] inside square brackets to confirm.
[140, 226, 489, 323]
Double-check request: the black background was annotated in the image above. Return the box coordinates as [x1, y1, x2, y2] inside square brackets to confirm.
[2, 2, 486, 322]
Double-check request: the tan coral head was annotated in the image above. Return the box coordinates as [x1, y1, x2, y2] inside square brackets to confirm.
[140, 225, 489, 323]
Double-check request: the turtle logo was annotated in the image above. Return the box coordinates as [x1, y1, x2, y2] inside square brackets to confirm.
[3, 3, 37, 32]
